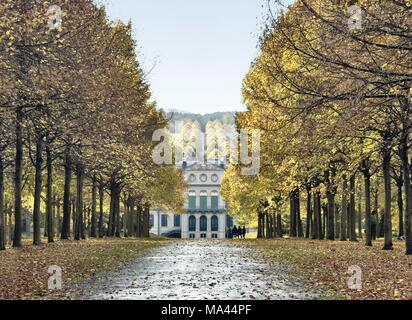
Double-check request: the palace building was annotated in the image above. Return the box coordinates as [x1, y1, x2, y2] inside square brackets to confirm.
[150, 160, 233, 239]
[149, 119, 235, 239]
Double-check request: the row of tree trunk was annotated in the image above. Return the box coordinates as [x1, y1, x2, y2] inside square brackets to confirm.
[257, 203, 283, 239]
[0, 144, 152, 250]
[255, 156, 406, 251]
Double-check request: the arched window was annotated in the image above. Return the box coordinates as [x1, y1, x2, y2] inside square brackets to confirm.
[211, 215, 219, 232]
[189, 215, 196, 232]
[200, 191, 208, 210]
[211, 191, 219, 210]
[188, 190, 196, 210]
[200, 215, 207, 232]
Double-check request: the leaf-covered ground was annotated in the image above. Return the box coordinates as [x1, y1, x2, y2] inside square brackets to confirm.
[245, 238, 412, 300]
[0, 238, 168, 300]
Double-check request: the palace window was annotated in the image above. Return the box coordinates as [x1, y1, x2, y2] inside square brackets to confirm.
[161, 214, 168, 227]
[211, 191, 219, 210]
[188, 191, 196, 210]
[200, 215, 207, 232]
[189, 233, 196, 239]
[174, 214, 181, 227]
[212, 234, 218, 239]
[200, 234, 207, 238]
[211, 215, 219, 232]
[200, 191, 208, 210]
[189, 215, 196, 232]
[149, 214, 154, 228]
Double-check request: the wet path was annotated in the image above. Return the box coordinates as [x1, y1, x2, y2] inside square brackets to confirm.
[74, 240, 320, 300]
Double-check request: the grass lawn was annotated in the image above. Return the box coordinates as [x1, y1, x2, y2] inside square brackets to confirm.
[0, 237, 169, 300]
[244, 238, 412, 300]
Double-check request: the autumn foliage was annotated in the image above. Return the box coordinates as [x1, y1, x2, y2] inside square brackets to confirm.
[222, 0, 412, 254]
[0, 0, 184, 250]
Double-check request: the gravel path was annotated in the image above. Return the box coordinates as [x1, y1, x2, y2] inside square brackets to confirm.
[74, 240, 321, 300]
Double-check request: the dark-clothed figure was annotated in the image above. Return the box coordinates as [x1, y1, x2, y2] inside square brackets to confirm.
[232, 225, 238, 239]
[242, 226, 246, 239]
[226, 227, 233, 239]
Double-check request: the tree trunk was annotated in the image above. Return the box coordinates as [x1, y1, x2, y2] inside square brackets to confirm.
[322, 204, 327, 240]
[33, 135, 43, 245]
[349, 175, 356, 241]
[142, 204, 150, 237]
[74, 164, 84, 241]
[295, 189, 303, 237]
[7, 210, 12, 245]
[115, 185, 121, 238]
[312, 191, 319, 239]
[400, 132, 412, 254]
[382, 147, 393, 250]
[13, 107, 23, 248]
[44, 202, 48, 238]
[374, 185, 380, 238]
[46, 141, 54, 243]
[335, 204, 340, 239]
[363, 165, 372, 247]
[56, 198, 61, 236]
[276, 211, 283, 237]
[83, 204, 88, 239]
[289, 191, 297, 237]
[340, 175, 348, 241]
[108, 178, 116, 237]
[90, 175, 97, 238]
[0, 157, 5, 251]
[265, 212, 270, 239]
[325, 170, 336, 241]
[257, 209, 262, 239]
[52, 195, 56, 236]
[305, 187, 312, 238]
[358, 189, 363, 238]
[123, 197, 128, 237]
[397, 181, 404, 239]
[128, 197, 135, 238]
[98, 179, 105, 237]
[71, 196, 76, 236]
[135, 203, 142, 237]
[316, 191, 322, 240]
[326, 190, 335, 240]
[61, 147, 72, 240]
[261, 209, 266, 238]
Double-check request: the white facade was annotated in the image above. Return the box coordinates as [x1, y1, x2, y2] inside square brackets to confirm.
[150, 161, 232, 239]
[150, 210, 181, 237]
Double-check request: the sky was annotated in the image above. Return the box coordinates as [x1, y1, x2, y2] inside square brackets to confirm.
[104, 0, 275, 114]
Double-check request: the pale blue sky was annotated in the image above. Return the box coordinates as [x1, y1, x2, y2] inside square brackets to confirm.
[104, 0, 283, 114]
